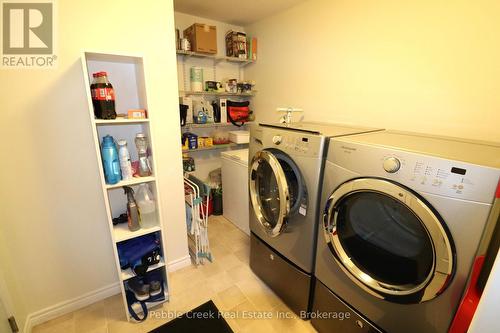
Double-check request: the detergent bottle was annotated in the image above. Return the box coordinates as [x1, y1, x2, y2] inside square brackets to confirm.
[101, 135, 121, 184]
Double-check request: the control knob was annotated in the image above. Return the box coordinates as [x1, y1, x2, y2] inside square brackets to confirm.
[272, 135, 282, 145]
[383, 157, 401, 173]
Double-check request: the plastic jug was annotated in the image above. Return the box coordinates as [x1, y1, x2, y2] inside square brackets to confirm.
[136, 184, 157, 228]
[101, 135, 122, 184]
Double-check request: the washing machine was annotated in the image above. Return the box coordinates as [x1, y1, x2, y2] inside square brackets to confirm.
[248, 122, 382, 315]
[312, 130, 500, 333]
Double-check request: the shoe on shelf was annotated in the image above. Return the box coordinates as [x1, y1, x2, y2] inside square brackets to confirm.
[128, 279, 150, 301]
[149, 280, 162, 297]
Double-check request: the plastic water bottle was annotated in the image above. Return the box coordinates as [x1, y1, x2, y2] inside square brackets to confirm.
[117, 140, 133, 180]
[101, 135, 121, 184]
[135, 133, 152, 177]
[136, 184, 157, 228]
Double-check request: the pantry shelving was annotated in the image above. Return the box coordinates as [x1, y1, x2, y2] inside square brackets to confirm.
[182, 142, 246, 153]
[81, 51, 170, 322]
[176, 49, 255, 66]
[182, 121, 254, 129]
[179, 90, 256, 97]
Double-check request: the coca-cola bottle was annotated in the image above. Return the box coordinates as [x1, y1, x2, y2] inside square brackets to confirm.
[90, 71, 116, 119]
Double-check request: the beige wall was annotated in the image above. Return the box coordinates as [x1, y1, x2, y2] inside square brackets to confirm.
[0, 0, 186, 329]
[245, 0, 500, 142]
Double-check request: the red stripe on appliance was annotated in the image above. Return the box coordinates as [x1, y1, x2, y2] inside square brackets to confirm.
[448, 255, 485, 333]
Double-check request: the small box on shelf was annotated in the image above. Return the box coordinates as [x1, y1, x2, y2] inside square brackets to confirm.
[127, 109, 147, 119]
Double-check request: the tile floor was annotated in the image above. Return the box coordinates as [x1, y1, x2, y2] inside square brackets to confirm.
[33, 216, 317, 333]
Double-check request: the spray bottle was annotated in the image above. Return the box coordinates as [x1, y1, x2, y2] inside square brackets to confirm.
[123, 186, 141, 231]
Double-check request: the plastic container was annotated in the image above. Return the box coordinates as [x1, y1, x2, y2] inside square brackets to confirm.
[123, 186, 141, 231]
[212, 130, 230, 144]
[101, 135, 122, 184]
[117, 140, 133, 180]
[136, 184, 157, 228]
[90, 71, 116, 119]
[135, 133, 152, 177]
[229, 130, 250, 144]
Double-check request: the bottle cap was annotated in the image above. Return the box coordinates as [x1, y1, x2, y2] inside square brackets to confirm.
[136, 133, 146, 138]
[117, 140, 127, 146]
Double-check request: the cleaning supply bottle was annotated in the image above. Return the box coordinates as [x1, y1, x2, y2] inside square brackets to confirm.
[135, 133, 152, 177]
[101, 135, 122, 184]
[123, 186, 141, 231]
[117, 140, 133, 180]
[136, 184, 157, 228]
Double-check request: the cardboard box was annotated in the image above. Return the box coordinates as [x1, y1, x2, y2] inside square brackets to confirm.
[127, 109, 147, 119]
[183, 23, 217, 54]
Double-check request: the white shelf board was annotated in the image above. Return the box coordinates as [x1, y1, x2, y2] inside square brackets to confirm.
[179, 90, 255, 97]
[105, 176, 155, 190]
[182, 122, 253, 129]
[94, 118, 149, 125]
[182, 142, 248, 153]
[113, 223, 161, 243]
[176, 50, 255, 65]
[121, 259, 165, 281]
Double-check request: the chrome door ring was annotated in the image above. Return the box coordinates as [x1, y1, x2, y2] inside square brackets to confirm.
[323, 178, 454, 302]
[250, 150, 290, 237]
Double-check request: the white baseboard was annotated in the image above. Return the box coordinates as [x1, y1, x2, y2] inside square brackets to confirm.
[23, 282, 120, 333]
[167, 255, 192, 272]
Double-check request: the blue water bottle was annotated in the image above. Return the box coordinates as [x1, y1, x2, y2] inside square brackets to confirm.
[101, 135, 122, 184]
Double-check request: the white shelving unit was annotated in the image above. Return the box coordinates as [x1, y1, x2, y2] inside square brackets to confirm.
[81, 51, 170, 322]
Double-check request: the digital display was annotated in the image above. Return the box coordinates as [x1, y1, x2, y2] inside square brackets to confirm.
[451, 167, 466, 175]
[302, 138, 308, 142]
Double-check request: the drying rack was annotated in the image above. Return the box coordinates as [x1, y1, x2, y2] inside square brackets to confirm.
[184, 174, 212, 265]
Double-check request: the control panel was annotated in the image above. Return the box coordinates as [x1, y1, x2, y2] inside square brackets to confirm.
[263, 130, 323, 158]
[333, 141, 500, 203]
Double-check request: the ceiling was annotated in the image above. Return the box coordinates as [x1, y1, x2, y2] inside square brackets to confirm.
[173, 0, 306, 26]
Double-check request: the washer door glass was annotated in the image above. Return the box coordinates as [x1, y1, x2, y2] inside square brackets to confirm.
[250, 150, 305, 237]
[256, 158, 282, 225]
[323, 178, 454, 303]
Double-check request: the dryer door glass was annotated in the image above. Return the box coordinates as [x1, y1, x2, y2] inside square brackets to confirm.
[323, 178, 454, 303]
[336, 192, 433, 286]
